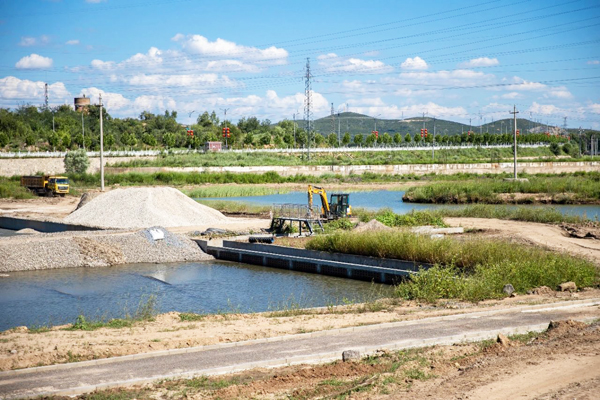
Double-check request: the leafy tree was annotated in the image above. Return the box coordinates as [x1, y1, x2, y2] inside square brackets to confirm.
[405, 133, 412, 144]
[342, 132, 351, 146]
[414, 133, 421, 145]
[327, 133, 338, 147]
[142, 132, 157, 146]
[0, 132, 8, 147]
[393, 133, 402, 145]
[365, 134, 376, 147]
[562, 142, 573, 155]
[64, 149, 90, 174]
[105, 134, 115, 149]
[550, 142, 561, 155]
[163, 132, 176, 148]
[381, 132, 392, 145]
[353, 133, 363, 146]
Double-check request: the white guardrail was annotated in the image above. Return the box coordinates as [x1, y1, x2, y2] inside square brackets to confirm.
[0, 144, 548, 158]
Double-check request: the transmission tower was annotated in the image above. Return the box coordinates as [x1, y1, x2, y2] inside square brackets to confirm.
[563, 116, 568, 134]
[44, 83, 49, 109]
[304, 58, 312, 159]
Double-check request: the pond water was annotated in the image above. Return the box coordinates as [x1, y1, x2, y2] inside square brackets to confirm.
[0, 260, 391, 331]
[202, 190, 600, 219]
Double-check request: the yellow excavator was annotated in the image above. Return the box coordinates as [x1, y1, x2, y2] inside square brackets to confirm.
[307, 185, 351, 220]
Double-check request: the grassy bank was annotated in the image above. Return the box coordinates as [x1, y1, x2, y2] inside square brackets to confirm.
[404, 172, 600, 204]
[0, 177, 35, 199]
[306, 231, 598, 302]
[109, 147, 569, 168]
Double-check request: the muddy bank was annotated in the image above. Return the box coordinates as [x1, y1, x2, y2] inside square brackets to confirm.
[0, 227, 212, 272]
[402, 191, 600, 205]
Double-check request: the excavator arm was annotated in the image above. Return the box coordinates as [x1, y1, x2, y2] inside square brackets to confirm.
[307, 185, 330, 216]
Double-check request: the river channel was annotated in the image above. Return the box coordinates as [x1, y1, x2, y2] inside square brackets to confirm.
[203, 190, 600, 219]
[0, 260, 391, 331]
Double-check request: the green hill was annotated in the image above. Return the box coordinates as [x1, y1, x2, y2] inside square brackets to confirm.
[296, 112, 558, 137]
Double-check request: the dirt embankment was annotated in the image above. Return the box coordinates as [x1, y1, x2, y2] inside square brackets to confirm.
[44, 317, 600, 399]
[1, 289, 598, 372]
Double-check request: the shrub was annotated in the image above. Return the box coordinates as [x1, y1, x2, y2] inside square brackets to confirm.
[64, 149, 90, 174]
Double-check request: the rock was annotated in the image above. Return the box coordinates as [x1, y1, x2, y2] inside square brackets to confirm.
[497, 333, 510, 347]
[342, 350, 361, 362]
[12, 326, 28, 333]
[531, 286, 555, 296]
[558, 282, 577, 292]
[502, 284, 515, 296]
[10, 349, 17, 354]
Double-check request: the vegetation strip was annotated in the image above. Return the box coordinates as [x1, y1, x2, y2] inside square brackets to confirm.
[403, 171, 600, 204]
[306, 231, 598, 302]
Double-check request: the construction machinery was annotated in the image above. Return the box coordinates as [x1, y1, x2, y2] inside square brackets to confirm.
[307, 185, 351, 220]
[21, 175, 69, 197]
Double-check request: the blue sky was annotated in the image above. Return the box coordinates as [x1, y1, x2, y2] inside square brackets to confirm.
[1, 0, 599, 128]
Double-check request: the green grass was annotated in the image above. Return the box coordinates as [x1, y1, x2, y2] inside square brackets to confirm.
[109, 147, 561, 168]
[404, 172, 600, 204]
[0, 177, 36, 199]
[354, 208, 448, 227]
[306, 231, 598, 302]
[178, 312, 206, 322]
[437, 204, 594, 224]
[196, 199, 271, 215]
[65, 295, 158, 331]
[184, 185, 291, 198]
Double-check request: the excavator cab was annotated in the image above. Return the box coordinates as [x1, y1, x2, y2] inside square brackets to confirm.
[329, 193, 351, 218]
[308, 185, 351, 220]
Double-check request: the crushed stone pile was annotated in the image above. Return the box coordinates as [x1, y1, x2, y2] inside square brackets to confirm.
[64, 187, 229, 229]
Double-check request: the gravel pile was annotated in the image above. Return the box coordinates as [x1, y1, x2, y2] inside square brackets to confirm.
[0, 227, 213, 272]
[64, 187, 229, 229]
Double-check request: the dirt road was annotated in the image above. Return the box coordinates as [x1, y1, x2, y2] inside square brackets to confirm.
[446, 217, 600, 264]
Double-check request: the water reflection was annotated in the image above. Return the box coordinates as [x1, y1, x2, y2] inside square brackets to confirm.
[0, 260, 392, 331]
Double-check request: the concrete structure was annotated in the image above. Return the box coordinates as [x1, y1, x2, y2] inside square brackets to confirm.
[0, 216, 102, 233]
[205, 141, 222, 152]
[0, 156, 156, 176]
[197, 239, 430, 284]
[74, 95, 90, 112]
[106, 161, 600, 177]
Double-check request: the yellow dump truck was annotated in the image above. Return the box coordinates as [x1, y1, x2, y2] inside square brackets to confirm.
[21, 175, 70, 197]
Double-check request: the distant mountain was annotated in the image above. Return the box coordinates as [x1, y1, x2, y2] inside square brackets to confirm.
[293, 112, 565, 137]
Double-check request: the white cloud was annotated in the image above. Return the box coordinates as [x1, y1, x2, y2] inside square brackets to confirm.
[79, 87, 131, 111]
[318, 53, 338, 60]
[18, 35, 50, 47]
[174, 34, 288, 62]
[0, 76, 70, 105]
[505, 79, 547, 91]
[586, 103, 600, 113]
[588, 60, 600, 65]
[501, 92, 521, 99]
[90, 59, 115, 70]
[66, 39, 80, 45]
[529, 102, 561, 115]
[390, 69, 495, 87]
[545, 86, 573, 99]
[15, 54, 53, 69]
[19, 37, 36, 47]
[319, 56, 393, 74]
[459, 57, 499, 68]
[400, 56, 428, 70]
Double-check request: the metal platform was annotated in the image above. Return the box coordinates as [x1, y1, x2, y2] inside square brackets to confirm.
[270, 203, 324, 235]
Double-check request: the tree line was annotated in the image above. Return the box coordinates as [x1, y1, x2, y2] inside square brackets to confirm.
[0, 105, 577, 152]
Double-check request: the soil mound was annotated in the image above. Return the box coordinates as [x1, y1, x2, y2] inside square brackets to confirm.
[353, 219, 391, 233]
[64, 187, 229, 229]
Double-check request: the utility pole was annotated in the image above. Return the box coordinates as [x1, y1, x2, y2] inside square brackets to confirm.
[304, 58, 312, 159]
[510, 105, 519, 179]
[432, 117, 436, 161]
[338, 113, 341, 147]
[81, 109, 85, 150]
[578, 127, 583, 157]
[99, 93, 104, 191]
[479, 113, 482, 135]
[221, 108, 229, 149]
[293, 112, 297, 148]
[44, 83, 48, 109]
[331, 102, 335, 140]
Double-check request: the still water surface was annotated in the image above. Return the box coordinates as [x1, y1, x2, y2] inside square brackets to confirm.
[0, 260, 391, 331]
[203, 190, 600, 219]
